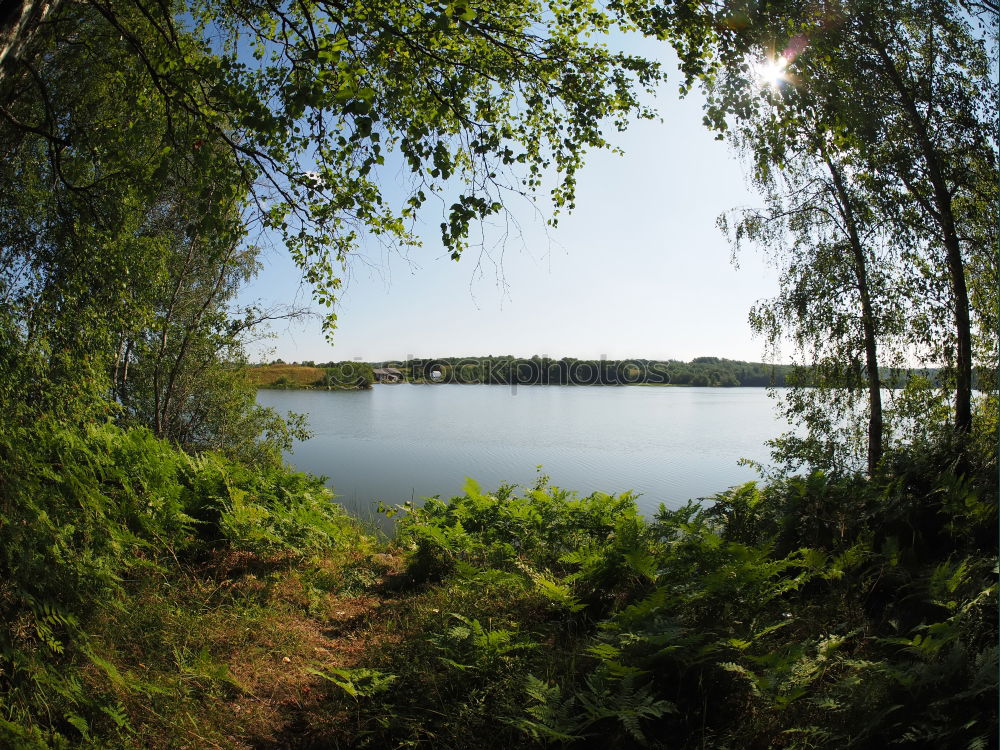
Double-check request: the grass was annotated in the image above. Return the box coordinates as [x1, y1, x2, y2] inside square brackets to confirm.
[77, 510, 596, 748]
[88, 544, 412, 749]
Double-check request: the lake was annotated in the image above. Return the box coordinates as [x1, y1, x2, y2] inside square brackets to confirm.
[256, 384, 793, 521]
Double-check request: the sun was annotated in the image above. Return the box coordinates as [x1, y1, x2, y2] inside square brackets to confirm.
[751, 55, 789, 89]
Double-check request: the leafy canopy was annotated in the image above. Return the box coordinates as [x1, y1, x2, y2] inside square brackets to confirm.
[7, 0, 660, 332]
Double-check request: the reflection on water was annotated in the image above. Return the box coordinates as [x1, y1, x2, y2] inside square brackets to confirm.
[256, 384, 792, 522]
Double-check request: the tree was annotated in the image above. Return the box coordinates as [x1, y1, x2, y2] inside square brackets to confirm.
[110, 166, 311, 463]
[621, 0, 997, 449]
[0, 7, 314, 463]
[0, 0, 666, 466]
[720, 92, 910, 474]
[829, 0, 994, 435]
[3, 0, 660, 333]
[321, 362, 374, 389]
[0, 4, 178, 425]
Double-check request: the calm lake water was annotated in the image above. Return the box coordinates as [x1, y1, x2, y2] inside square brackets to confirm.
[257, 384, 792, 521]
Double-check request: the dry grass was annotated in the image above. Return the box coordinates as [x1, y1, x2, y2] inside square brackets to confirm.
[249, 365, 327, 387]
[94, 547, 413, 750]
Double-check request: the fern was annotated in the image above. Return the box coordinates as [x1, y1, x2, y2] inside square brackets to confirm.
[509, 675, 584, 743]
[575, 671, 676, 746]
[309, 667, 397, 698]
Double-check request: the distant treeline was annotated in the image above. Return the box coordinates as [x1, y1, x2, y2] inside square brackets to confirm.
[377, 356, 786, 387]
[261, 356, 959, 389]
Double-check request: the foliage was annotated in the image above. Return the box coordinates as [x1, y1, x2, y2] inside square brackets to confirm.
[309, 666, 397, 698]
[320, 361, 375, 390]
[0, 4, 654, 743]
[0, 411, 993, 749]
[0, 0, 308, 469]
[378, 355, 961, 390]
[394, 475, 643, 584]
[0, 0, 995, 748]
[719, 101, 907, 474]
[2, 0, 661, 332]
[249, 362, 375, 390]
[0, 420, 362, 746]
[354, 444, 994, 749]
[106, 167, 310, 462]
[617, 0, 997, 460]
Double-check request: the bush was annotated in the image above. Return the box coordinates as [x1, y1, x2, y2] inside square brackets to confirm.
[393, 475, 641, 583]
[373, 445, 997, 749]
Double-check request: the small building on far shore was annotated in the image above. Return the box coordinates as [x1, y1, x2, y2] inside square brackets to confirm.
[373, 367, 403, 383]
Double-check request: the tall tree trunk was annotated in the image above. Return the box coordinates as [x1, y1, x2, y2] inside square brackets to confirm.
[871, 36, 973, 434]
[825, 155, 883, 474]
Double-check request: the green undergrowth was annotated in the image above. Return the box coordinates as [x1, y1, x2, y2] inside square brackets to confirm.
[307, 452, 997, 749]
[0, 422, 996, 748]
[0, 421, 373, 748]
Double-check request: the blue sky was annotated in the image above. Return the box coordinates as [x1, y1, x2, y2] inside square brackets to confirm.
[239, 34, 781, 364]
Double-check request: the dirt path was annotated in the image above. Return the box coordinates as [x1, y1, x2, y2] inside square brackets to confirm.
[221, 552, 411, 749]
